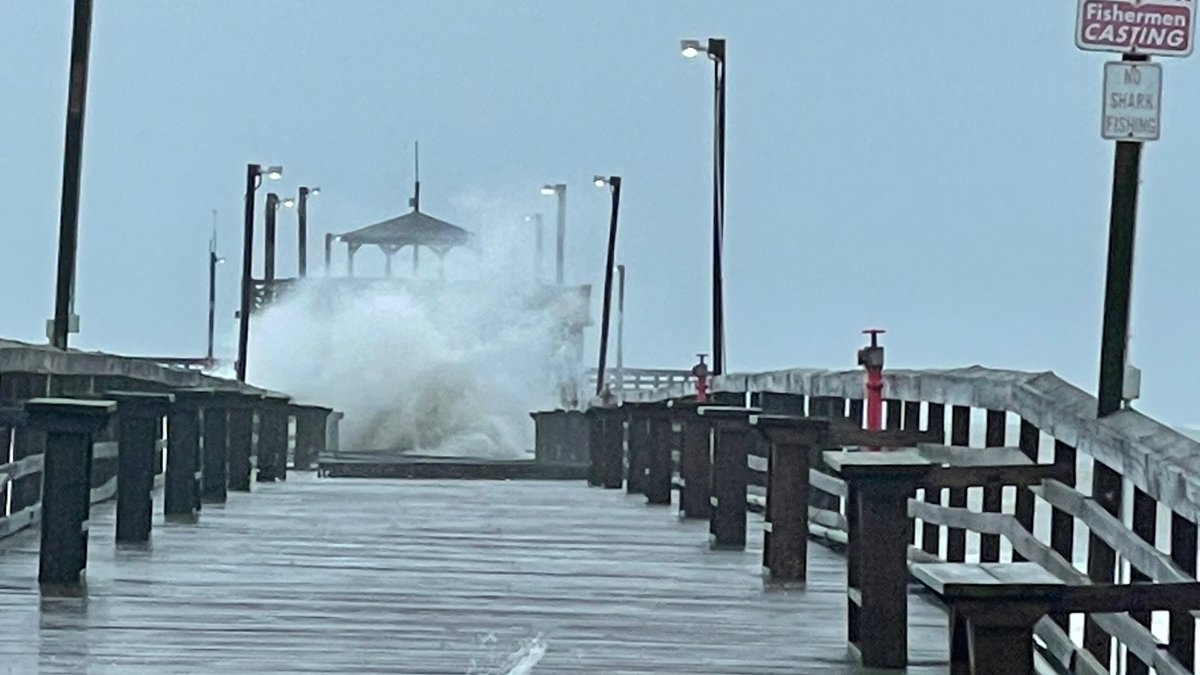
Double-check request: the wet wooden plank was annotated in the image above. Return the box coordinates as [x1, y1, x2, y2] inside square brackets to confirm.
[0, 478, 951, 673]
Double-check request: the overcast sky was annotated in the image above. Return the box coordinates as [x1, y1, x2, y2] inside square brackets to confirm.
[2, 2, 1199, 424]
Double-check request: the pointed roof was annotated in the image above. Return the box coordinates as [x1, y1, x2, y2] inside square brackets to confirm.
[339, 209, 472, 250]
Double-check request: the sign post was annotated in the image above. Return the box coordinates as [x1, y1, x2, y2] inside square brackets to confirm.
[1076, 1, 1193, 418]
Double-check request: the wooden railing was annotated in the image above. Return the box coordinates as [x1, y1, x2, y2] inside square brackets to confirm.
[620, 366, 1200, 674]
[0, 409, 138, 539]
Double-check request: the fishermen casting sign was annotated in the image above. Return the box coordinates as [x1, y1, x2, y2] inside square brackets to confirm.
[1077, 0, 1195, 55]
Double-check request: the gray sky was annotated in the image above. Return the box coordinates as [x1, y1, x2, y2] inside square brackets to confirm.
[3, 2, 1199, 424]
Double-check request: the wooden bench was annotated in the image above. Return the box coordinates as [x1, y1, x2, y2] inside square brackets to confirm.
[912, 561, 1200, 675]
[825, 445, 1070, 670]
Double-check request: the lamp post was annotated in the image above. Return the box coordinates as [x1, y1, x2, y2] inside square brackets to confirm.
[540, 183, 567, 285]
[593, 175, 622, 398]
[681, 37, 727, 375]
[616, 263, 625, 402]
[206, 209, 225, 366]
[297, 186, 320, 277]
[263, 192, 295, 285]
[235, 163, 282, 383]
[526, 214, 545, 282]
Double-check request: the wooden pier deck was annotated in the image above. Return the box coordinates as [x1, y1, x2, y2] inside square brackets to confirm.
[0, 478, 952, 674]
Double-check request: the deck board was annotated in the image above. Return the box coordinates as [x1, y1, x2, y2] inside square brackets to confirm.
[0, 477, 951, 674]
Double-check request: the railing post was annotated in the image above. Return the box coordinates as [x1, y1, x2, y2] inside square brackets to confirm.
[644, 408, 673, 505]
[166, 389, 208, 522]
[585, 406, 623, 489]
[839, 469, 921, 670]
[25, 398, 115, 587]
[922, 403, 946, 557]
[702, 407, 754, 550]
[946, 405, 971, 562]
[752, 414, 823, 585]
[292, 403, 331, 472]
[1170, 513, 1198, 669]
[624, 403, 653, 495]
[111, 392, 173, 544]
[980, 410, 1006, 562]
[672, 401, 712, 519]
[256, 393, 291, 482]
[326, 410, 343, 453]
[807, 396, 844, 513]
[227, 393, 260, 492]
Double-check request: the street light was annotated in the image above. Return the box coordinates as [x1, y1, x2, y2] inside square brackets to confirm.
[236, 163, 282, 382]
[205, 209, 227, 366]
[681, 36, 727, 375]
[593, 175, 622, 397]
[540, 183, 567, 284]
[296, 186, 320, 277]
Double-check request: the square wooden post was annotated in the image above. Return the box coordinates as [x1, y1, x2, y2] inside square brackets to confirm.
[25, 398, 115, 587]
[110, 392, 173, 544]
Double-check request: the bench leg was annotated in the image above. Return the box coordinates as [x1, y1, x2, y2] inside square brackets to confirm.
[765, 440, 809, 583]
[968, 621, 1034, 675]
[949, 607, 971, 675]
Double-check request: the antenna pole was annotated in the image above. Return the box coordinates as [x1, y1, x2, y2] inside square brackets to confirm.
[412, 141, 421, 212]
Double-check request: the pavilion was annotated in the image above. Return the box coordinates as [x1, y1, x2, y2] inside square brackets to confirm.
[333, 202, 472, 278]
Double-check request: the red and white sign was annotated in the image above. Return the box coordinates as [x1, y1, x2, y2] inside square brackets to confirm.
[1076, 0, 1195, 57]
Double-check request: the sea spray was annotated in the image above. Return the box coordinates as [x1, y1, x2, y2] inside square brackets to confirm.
[467, 633, 548, 675]
[240, 206, 587, 457]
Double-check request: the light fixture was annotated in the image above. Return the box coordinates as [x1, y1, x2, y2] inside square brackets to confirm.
[310, 187, 321, 196]
[680, 39, 703, 58]
[215, 257, 227, 264]
[264, 165, 283, 180]
[540, 185, 557, 196]
[281, 196, 296, 208]
[593, 175, 609, 188]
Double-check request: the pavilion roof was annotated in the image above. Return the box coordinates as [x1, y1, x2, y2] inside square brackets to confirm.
[338, 209, 472, 251]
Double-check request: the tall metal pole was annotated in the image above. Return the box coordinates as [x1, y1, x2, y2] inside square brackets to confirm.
[206, 209, 218, 364]
[595, 177, 622, 397]
[1097, 53, 1147, 418]
[532, 214, 545, 282]
[207, 250, 218, 364]
[555, 187, 567, 285]
[297, 186, 310, 277]
[616, 263, 625, 401]
[709, 38, 727, 375]
[264, 193, 278, 284]
[236, 165, 260, 382]
[51, 0, 93, 351]
[324, 233, 333, 276]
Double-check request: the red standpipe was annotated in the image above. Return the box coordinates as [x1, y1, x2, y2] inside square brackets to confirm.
[692, 354, 710, 404]
[857, 329, 886, 450]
